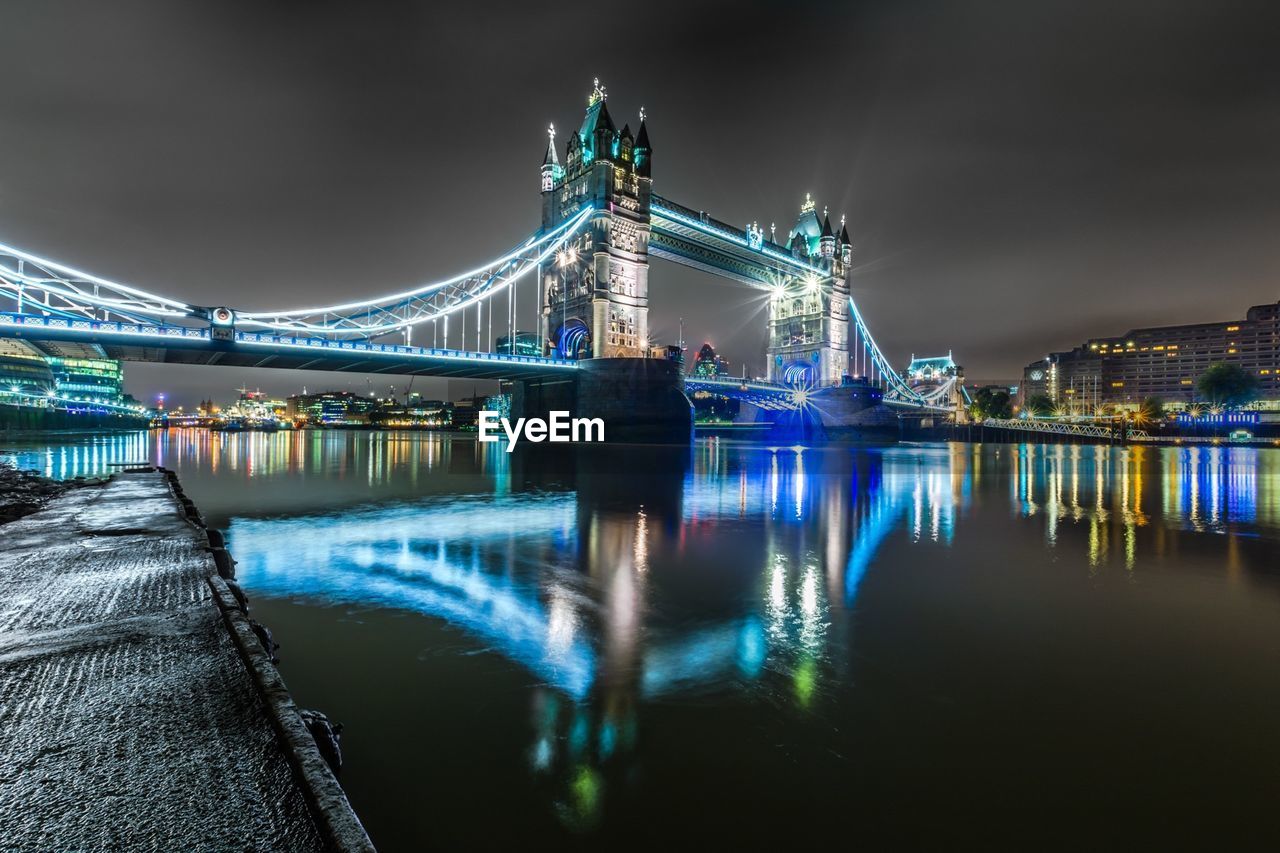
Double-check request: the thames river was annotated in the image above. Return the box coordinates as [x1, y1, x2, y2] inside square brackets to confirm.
[5, 430, 1280, 848]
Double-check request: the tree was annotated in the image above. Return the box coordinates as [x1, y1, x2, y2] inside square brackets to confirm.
[1136, 396, 1166, 425]
[1024, 393, 1055, 417]
[970, 387, 1013, 420]
[1196, 363, 1259, 409]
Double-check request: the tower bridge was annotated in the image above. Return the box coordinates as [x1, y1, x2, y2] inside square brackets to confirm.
[0, 81, 961, 440]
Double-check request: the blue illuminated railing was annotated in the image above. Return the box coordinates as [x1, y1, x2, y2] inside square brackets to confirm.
[0, 311, 579, 370]
[0, 311, 209, 340]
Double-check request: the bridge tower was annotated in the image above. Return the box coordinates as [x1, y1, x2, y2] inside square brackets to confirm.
[540, 80, 653, 360]
[765, 197, 852, 386]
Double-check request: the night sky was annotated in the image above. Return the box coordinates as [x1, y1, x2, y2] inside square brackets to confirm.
[1, 1, 1277, 406]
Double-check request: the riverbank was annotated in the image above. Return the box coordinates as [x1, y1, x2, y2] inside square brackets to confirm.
[0, 463, 75, 523]
[0, 401, 150, 433]
[0, 468, 374, 850]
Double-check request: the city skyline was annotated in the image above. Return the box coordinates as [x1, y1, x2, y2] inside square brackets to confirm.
[1, 1, 1277, 405]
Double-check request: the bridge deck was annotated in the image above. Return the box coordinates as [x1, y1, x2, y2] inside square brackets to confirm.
[2, 311, 576, 380]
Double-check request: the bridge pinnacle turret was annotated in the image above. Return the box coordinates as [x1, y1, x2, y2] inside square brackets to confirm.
[820, 213, 836, 260]
[542, 123, 558, 166]
[540, 123, 564, 192]
[634, 116, 652, 176]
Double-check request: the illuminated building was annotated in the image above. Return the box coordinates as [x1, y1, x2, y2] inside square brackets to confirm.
[0, 339, 55, 400]
[0, 342, 144, 420]
[368, 396, 451, 428]
[46, 356, 125, 403]
[540, 80, 652, 360]
[688, 343, 738, 422]
[286, 390, 377, 425]
[904, 353, 961, 384]
[766, 197, 854, 386]
[1023, 301, 1280, 410]
[691, 343, 730, 378]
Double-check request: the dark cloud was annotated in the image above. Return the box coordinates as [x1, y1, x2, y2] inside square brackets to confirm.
[1, 0, 1276, 403]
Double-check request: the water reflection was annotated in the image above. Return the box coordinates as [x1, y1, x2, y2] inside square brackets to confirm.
[216, 438, 1280, 831]
[7, 430, 1280, 842]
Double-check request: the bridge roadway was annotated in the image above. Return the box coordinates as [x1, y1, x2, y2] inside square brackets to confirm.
[0, 471, 372, 850]
[2, 311, 949, 413]
[686, 375, 955, 413]
[1, 311, 576, 381]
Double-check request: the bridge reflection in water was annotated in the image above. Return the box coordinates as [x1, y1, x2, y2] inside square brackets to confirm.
[5, 431, 1280, 842]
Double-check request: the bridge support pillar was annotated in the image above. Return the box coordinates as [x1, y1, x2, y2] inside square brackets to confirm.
[511, 358, 693, 445]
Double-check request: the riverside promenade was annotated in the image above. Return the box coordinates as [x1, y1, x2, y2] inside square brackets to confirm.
[0, 470, 373, 851]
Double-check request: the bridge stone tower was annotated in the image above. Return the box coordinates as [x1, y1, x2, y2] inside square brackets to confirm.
[765, 196, 853, 386]
[540, 81, 653, 360]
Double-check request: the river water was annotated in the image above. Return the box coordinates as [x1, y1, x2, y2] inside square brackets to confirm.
[4, 429, 1280, 849]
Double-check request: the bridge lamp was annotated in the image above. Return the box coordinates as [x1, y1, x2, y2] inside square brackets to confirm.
[806, 276, 820, 293]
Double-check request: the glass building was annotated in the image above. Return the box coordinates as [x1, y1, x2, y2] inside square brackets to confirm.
[46, 357, 125, 403]
[691, 343, 730, 377]
[0, 339, 56, 402]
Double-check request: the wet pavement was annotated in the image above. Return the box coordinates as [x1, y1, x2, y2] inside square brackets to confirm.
[0, 473, 327, 851]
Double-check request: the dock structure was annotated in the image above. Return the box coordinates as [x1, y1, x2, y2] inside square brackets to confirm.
[0, 471, 373, 851]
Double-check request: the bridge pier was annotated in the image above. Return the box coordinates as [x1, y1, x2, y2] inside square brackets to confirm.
[511, 357, 693, 445]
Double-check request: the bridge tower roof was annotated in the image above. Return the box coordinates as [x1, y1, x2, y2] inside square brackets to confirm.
[579, 97, 616, 141]
[788, 193, 823, 255]
[635, 118, 651, 152]
[542, 125, 560, 167]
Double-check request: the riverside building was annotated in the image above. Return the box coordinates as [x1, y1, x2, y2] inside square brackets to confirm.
[1022, 301, 1280, 412]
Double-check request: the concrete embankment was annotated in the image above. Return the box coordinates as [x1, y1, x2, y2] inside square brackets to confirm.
[0, 468, 374, 851]
[0, 401, 150, 432]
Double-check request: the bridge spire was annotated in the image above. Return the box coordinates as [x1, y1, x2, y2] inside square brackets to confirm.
[634, 113, 652, 176]
[542, 123, 559, 166]
[588, 77, 607, 106]
[540, 123, 563, 192]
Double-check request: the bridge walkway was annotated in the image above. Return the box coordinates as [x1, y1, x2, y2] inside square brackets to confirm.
[0, 473, 371, 851]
